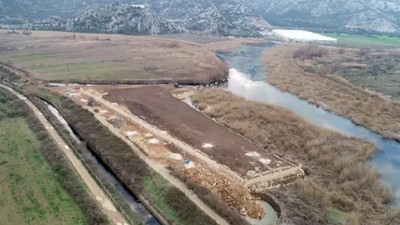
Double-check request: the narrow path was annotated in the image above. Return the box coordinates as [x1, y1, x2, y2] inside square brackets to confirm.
[0, 84, 129, 225]
[82, 89, 244, 183]
[82, 89, 303, 187]
[80, 91, 231, 225]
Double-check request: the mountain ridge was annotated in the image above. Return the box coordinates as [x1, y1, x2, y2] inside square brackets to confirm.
[2, 0, 400, 35]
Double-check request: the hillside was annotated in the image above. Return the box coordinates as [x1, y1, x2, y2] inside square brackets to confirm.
[2, 0, 400, 35]
[20, 4, 185, 35]
[66, 4, 185, 35]
[130, 0, 269, 37]
[249, 0, 400, 34]
[1, 0, 268, 37]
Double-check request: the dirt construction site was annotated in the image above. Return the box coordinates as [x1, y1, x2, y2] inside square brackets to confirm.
[51, 84, 304, 219]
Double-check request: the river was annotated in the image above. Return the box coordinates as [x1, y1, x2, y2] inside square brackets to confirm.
[43, 101, 160, 225]
[218, 42, 400, 206]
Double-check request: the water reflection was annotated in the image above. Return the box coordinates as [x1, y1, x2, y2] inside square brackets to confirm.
[246, 201, 278, 225]
[220, 43, 400, 206]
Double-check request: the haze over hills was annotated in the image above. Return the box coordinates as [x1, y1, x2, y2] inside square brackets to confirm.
[2, 0, 400, 35]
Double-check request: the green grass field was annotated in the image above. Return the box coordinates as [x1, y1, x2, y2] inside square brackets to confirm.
[0, 118, 88, 225]
[323, 33, 400, 48]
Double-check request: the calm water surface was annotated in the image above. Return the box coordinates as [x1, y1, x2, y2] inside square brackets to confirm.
[218, 43, 400, 206]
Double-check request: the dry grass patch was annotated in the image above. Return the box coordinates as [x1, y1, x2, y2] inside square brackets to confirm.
[0, 30, 228, 84]
[192, 88, 400, 225]
[263, 44, 400, 142]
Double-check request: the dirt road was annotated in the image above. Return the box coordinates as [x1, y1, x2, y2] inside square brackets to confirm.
[82, 89, 244, 183]
[105, 87, 296, 177]
[80, 90, 231, 225]
[0, 84, 129, 225]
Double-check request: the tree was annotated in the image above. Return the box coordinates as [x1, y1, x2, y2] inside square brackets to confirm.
[87, 97, 95, 107]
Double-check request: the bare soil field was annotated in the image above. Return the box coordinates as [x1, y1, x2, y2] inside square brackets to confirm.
[0, 30, 228, 84]
[263, 44, 400, 142]
[72, 86, 267, 221]
[104, 86, 294, 179]
[192, 88, 400, 225]
[160, 34, 262, 51]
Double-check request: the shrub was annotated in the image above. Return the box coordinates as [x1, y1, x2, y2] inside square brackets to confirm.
[7, 30, 19, 35]
[87, 97, 95, 106]
[358, 48, 370, 56]
[21, 30, 32, 35]
[293, 45, 329, 60]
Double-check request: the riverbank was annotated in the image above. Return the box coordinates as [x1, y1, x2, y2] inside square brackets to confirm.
[262, 44, 400, 142]
[192, 88, 400, 225]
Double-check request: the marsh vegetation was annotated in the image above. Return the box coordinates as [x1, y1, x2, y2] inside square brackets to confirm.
[192, 88, 400, 225]
[263, 44, 400, 142]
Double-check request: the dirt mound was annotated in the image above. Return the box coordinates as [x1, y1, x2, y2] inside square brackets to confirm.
[183, 167, 265, 219]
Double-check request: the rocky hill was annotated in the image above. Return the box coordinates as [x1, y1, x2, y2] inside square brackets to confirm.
[1, 0, 269, 37]
[2, 0, 400, 35]
[130, 0, 270, 37]
[248, 0, 400, 34]
[20, 4, 185, 35]
[65, 4, 185, 35]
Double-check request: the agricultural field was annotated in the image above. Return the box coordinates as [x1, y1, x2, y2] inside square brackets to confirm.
[47, 84, 304, 221]
[104, 86, 295, 178]
[0, 118, 87, 225]
[34, 87, 226, 225]
[323, 33, 400, 48]
[0, 30, 228, 83]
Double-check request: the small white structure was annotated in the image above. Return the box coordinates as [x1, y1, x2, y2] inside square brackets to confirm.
[131, 4, 145, 9]
[202, 143, 214, 149]
[272, 29, 337, 43]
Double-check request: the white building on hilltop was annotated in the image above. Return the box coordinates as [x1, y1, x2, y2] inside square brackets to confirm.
[273, 29, 337, 44]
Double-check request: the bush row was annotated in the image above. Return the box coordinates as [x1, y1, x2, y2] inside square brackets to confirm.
[0, 87, 110, 225]
[37, 89, 219, 225]
[32, 98, 143, 225]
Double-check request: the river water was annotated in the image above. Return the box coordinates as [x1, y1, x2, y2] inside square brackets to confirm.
[44, 101, 160, 225]
[218, 42, 400, 206]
